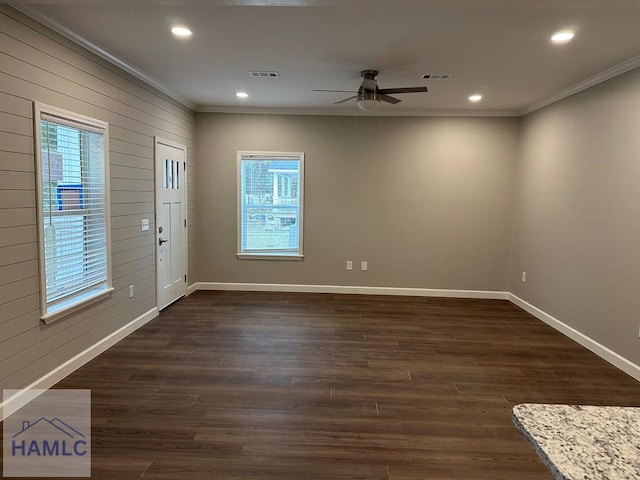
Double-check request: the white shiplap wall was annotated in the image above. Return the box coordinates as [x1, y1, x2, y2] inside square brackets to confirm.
[0, 5, 197, 391]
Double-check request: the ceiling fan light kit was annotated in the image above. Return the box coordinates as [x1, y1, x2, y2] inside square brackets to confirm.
[314, 69, 428, 111]
[356, 99, 380, 111]
[356, 90, 381, 111]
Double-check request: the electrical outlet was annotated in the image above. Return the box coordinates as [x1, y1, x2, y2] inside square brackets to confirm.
[361, 261, 368, 271]
[346, 261, 353, 271]
[521, 271, 527, 282]
[129, 285, 134, 298]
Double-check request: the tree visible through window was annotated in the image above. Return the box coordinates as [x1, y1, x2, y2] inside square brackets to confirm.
[35, 104, 113, 322]
[238, 152, 304, 257]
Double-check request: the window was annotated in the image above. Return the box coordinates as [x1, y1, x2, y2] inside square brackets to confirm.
[35, 104, 113, 323]
[237, 152, 304, 258]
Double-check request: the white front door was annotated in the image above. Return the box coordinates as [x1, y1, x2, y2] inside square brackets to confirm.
[155, 137, 187, 310]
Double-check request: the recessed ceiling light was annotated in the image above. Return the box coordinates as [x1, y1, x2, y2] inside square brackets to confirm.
[551, 30, 574, 44]
[469, 94, 483, 103]
[236, 92, 249, 99]
[171, 26, 192, 38]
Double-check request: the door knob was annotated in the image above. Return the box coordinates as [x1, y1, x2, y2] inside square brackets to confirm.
[159, 238, 169, 246]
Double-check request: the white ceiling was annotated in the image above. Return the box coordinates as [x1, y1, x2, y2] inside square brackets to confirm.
[16, 0, 640, 115]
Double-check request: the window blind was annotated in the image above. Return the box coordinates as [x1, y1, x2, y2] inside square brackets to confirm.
[37, 106, 112, 321]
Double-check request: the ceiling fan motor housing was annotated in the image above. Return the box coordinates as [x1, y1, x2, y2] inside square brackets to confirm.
[357, 89, 379, 101]
[358, 70, 381, 109]
[361, 69, 379, 80]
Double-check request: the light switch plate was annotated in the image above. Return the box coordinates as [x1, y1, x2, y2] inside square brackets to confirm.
[141, 219, 150, 231]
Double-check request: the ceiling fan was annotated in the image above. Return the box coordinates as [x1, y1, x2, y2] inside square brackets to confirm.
[314, 70, 428, 111]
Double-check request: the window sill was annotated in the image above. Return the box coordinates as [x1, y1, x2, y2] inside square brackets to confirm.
[236, 253, 304, 261]
[41, 286, 114, 325]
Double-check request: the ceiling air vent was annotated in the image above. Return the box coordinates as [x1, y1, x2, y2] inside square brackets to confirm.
[421, 73, 451, 80]
[249, 71, 280, 78]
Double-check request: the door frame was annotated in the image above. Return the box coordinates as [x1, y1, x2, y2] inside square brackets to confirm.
[154, 136, 188, 310]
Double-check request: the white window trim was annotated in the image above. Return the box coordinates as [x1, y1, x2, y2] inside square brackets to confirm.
[236, 151, 304, 260]
[34, 102, 114, 324]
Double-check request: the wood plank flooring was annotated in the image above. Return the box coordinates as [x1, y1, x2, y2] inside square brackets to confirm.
[5, 291, 640, 479]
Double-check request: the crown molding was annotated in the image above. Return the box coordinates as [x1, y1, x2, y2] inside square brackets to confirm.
[521, 54, 640, 116]
[196, 106, 521, 117]
[8, 3, 195, 111]
[9, 3, 640, 119]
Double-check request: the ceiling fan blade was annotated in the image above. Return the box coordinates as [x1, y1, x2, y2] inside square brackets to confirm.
[380, 94, 402, 105]
[378, 86, 428, 95]
[334, 95, 357, 105]
[313, 89, 357, 93]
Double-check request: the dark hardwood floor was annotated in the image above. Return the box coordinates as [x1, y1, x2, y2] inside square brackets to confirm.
[7, 291, 640, 479]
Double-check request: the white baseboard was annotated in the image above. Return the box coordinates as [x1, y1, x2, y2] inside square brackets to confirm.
[508, 293, 640, 382]
[192, 283, 640, 381]
[190, 282, 510, 300]
[0, 307, 159, 421]
[186, 282, 199, 296]
[5, 287, 638, 421]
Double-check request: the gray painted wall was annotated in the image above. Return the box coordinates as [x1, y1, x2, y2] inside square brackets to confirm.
[510, 67, 640, 365]
[0, 6, 196, 390]
[196, 113, 520, 291]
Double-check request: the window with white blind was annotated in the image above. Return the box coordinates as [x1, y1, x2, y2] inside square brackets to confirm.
[237, 152, 304, 258]
[35, 104, 113, 323]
